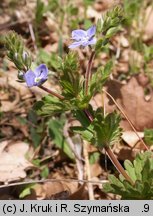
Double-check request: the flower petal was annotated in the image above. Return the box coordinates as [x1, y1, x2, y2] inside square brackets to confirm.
[82, 41, 90, 47]
[34, 64, 48, 78]
[82, 37, 97, 47]
[24, 70, 36, 87]
[36, 77, 48, 86]
[71, 29, 87, 41]
[68, 41, 83, 49]
[88, 37, 97, 45]
[87, 26, 96, 38]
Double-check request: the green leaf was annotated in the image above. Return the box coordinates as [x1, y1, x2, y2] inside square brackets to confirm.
[106, 26, 120, 38]
[19, 184, 35, 199]
[27, 110, 43, 148]
[95, 38, 109, 52]
[33, 95, 70, 116]
[89, 152, 100, 164]
[133, 158, 142, 180]
[144, 129, 153, 146]
[141, 159, 151, 183]
[108, 175, 124, 188]
[40, 166, 49, 178]
[48, 119, 74, 160]
[3, 31, 32, 71]
[84, 19, 93, 29]
[30, 127, 42, 148]
[37, 50, 60, 71]
[74, 109, 91, 128]
[35, 0, 45, 25]
[67, 5, 78, 16]
[59, 52, 83, 99]
[96, 6, 124, 36]
[19, 188, 32, 199]
[124, 160, 136, 182]
[123, 0, 143, 26]
[93, 110, 122, 148]
[103, 151, 153, 199]
[71, 126, 94, 143]
[90, 60, 113, 95]
[32, 159, 41, 167]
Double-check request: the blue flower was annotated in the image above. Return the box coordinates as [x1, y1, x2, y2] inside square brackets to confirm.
[69, 26, 97, 49]
[24, 64, 48, 87]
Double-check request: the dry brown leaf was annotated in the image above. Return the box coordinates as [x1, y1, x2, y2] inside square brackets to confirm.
[114, 144, 140, 161]
[143, 6, 153, 41]
[0, 91, 20, 112]
[90, 93, 103, 110]
[120, 35, 129, 48]
[86, 6, 102, 21]
[106, 76, 153, 131]
[94, 0, 121, 12]
[0, 140, 33, 183]
[69, 184, 88, 200]
[129, 50, 143, 70]
[0, 72, 31, 97]
[24, 180, 79, 200]
[90, 163, 103, 178]
[44, 181, 78, 199]
[116, 62, 129, 74]
[121, 131, 144, 148]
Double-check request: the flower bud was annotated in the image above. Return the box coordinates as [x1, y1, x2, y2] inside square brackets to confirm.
[22, 51, 28, 61]
[22, 51, 31, 69]
[14, 52, 18, 60]
[17, 70, 24, 80]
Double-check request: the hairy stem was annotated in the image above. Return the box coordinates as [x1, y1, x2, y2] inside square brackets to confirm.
[38, 85, 64, 100]
[103, 89, 149, 150]
[84, 109, 94, 122]
[104, 147, 134, 185]
[84, 51, 95, 95]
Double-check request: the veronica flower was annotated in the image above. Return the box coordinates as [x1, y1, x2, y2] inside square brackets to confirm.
[24, 64, 48, 87]
[69, 25, 96, 49]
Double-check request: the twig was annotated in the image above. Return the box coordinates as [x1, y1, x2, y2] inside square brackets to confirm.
[0, 179, 108, 189]
[38, 85, 64, 100]
[83, 140, 95, 200]
[103, 89, 149, 150]
[28, 23, 37, 52]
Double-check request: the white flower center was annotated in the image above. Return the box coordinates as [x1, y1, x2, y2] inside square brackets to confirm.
[35, 77, 41, 83]
[81, 35, 90, 42]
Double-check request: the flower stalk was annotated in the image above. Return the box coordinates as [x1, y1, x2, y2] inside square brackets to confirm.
[84, 51, 95, 95]
[83, 47, 134, 185]
[38, 85, 64, 100]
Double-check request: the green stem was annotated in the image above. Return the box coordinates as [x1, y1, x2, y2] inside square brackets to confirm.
[84, 51, 95, 95]
[38, 85, 64, 100]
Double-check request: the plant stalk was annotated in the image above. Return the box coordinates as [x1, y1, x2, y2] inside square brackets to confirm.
[84, 51, 95, 95]
[104, 146, 134, 185]
[38, 85, 64, 100]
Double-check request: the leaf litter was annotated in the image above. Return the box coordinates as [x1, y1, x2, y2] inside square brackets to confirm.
[1, 0, 153, 200]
